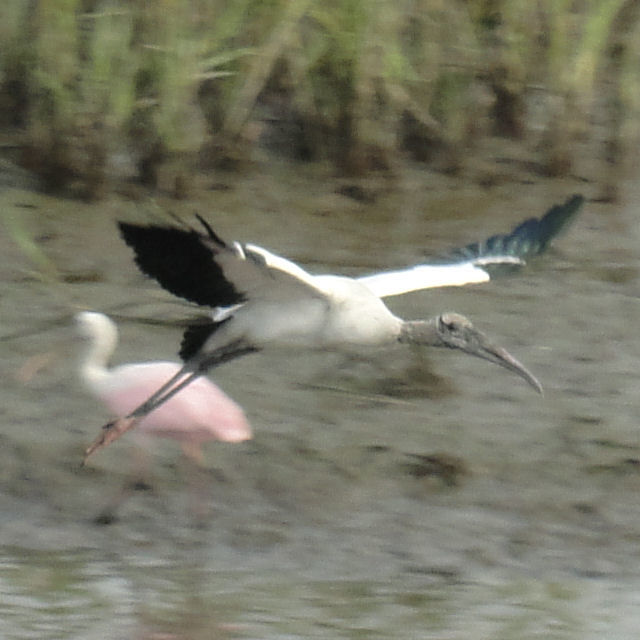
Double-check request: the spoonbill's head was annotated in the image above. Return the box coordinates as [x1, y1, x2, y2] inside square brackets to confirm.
[75, 311, 115, 339]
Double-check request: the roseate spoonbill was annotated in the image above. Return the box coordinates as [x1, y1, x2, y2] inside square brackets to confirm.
[87, 194, 583, 455]
[77, 311, 251, 461]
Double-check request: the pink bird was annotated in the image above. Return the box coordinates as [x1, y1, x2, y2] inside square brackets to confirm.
[76, 311, 252, 465]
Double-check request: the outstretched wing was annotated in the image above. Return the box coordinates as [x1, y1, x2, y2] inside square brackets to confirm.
[358, 194, 584, 298]
[118, 218, 325, 309]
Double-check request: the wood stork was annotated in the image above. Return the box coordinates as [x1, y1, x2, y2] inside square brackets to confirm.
[84, 194, 583, 460]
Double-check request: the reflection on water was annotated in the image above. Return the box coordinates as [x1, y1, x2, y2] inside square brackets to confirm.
[0, 548, 123, 639]
[3, 544, 640, 639]
[1, 167, 640, 638]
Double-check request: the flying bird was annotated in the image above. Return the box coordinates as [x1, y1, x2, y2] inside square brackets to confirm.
[77, 311, 252, 461]
[85, 194, 583, 458]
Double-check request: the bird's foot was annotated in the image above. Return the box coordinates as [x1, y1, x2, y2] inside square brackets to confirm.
[83, 416, 138, 464]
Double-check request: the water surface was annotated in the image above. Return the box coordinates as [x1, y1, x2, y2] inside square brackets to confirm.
[1, 165, 639, 638]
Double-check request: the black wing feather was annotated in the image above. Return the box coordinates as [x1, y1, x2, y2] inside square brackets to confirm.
[448, 194, 584, 263]
[118, 222, 244, 308]
[195, 213, 228, 247]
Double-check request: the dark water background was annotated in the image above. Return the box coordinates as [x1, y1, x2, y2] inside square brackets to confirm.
[1, 164, 639, 638]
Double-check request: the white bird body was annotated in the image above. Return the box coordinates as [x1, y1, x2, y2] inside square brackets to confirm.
[211, 299, 326, 350]
[217, 274, 403, 351]
[313, 275, 404, 347]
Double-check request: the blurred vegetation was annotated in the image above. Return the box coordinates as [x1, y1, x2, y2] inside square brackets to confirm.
[0, 0, 639, 199]
[2, 209, 61, 282]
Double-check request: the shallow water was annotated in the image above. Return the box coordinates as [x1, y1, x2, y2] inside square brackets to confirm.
[1, 163, 640, 639]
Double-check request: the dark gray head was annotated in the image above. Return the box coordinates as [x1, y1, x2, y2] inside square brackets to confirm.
[399, 312, 543, 394]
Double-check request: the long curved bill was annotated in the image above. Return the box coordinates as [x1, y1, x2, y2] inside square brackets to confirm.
[471, 338, 543, 395]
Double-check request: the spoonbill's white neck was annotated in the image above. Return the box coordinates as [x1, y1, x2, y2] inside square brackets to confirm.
[76, 311, 118, 389]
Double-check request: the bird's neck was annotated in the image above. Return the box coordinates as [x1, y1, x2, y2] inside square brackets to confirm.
[79, 327, 117, 390]
[398, 319, 444, 347]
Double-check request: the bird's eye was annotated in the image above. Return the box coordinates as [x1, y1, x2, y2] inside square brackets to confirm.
[439, 316, 458, 333]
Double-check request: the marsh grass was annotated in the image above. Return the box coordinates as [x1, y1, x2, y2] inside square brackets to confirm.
[0, 1, 638, 197]
[2, 211, 60, 283]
